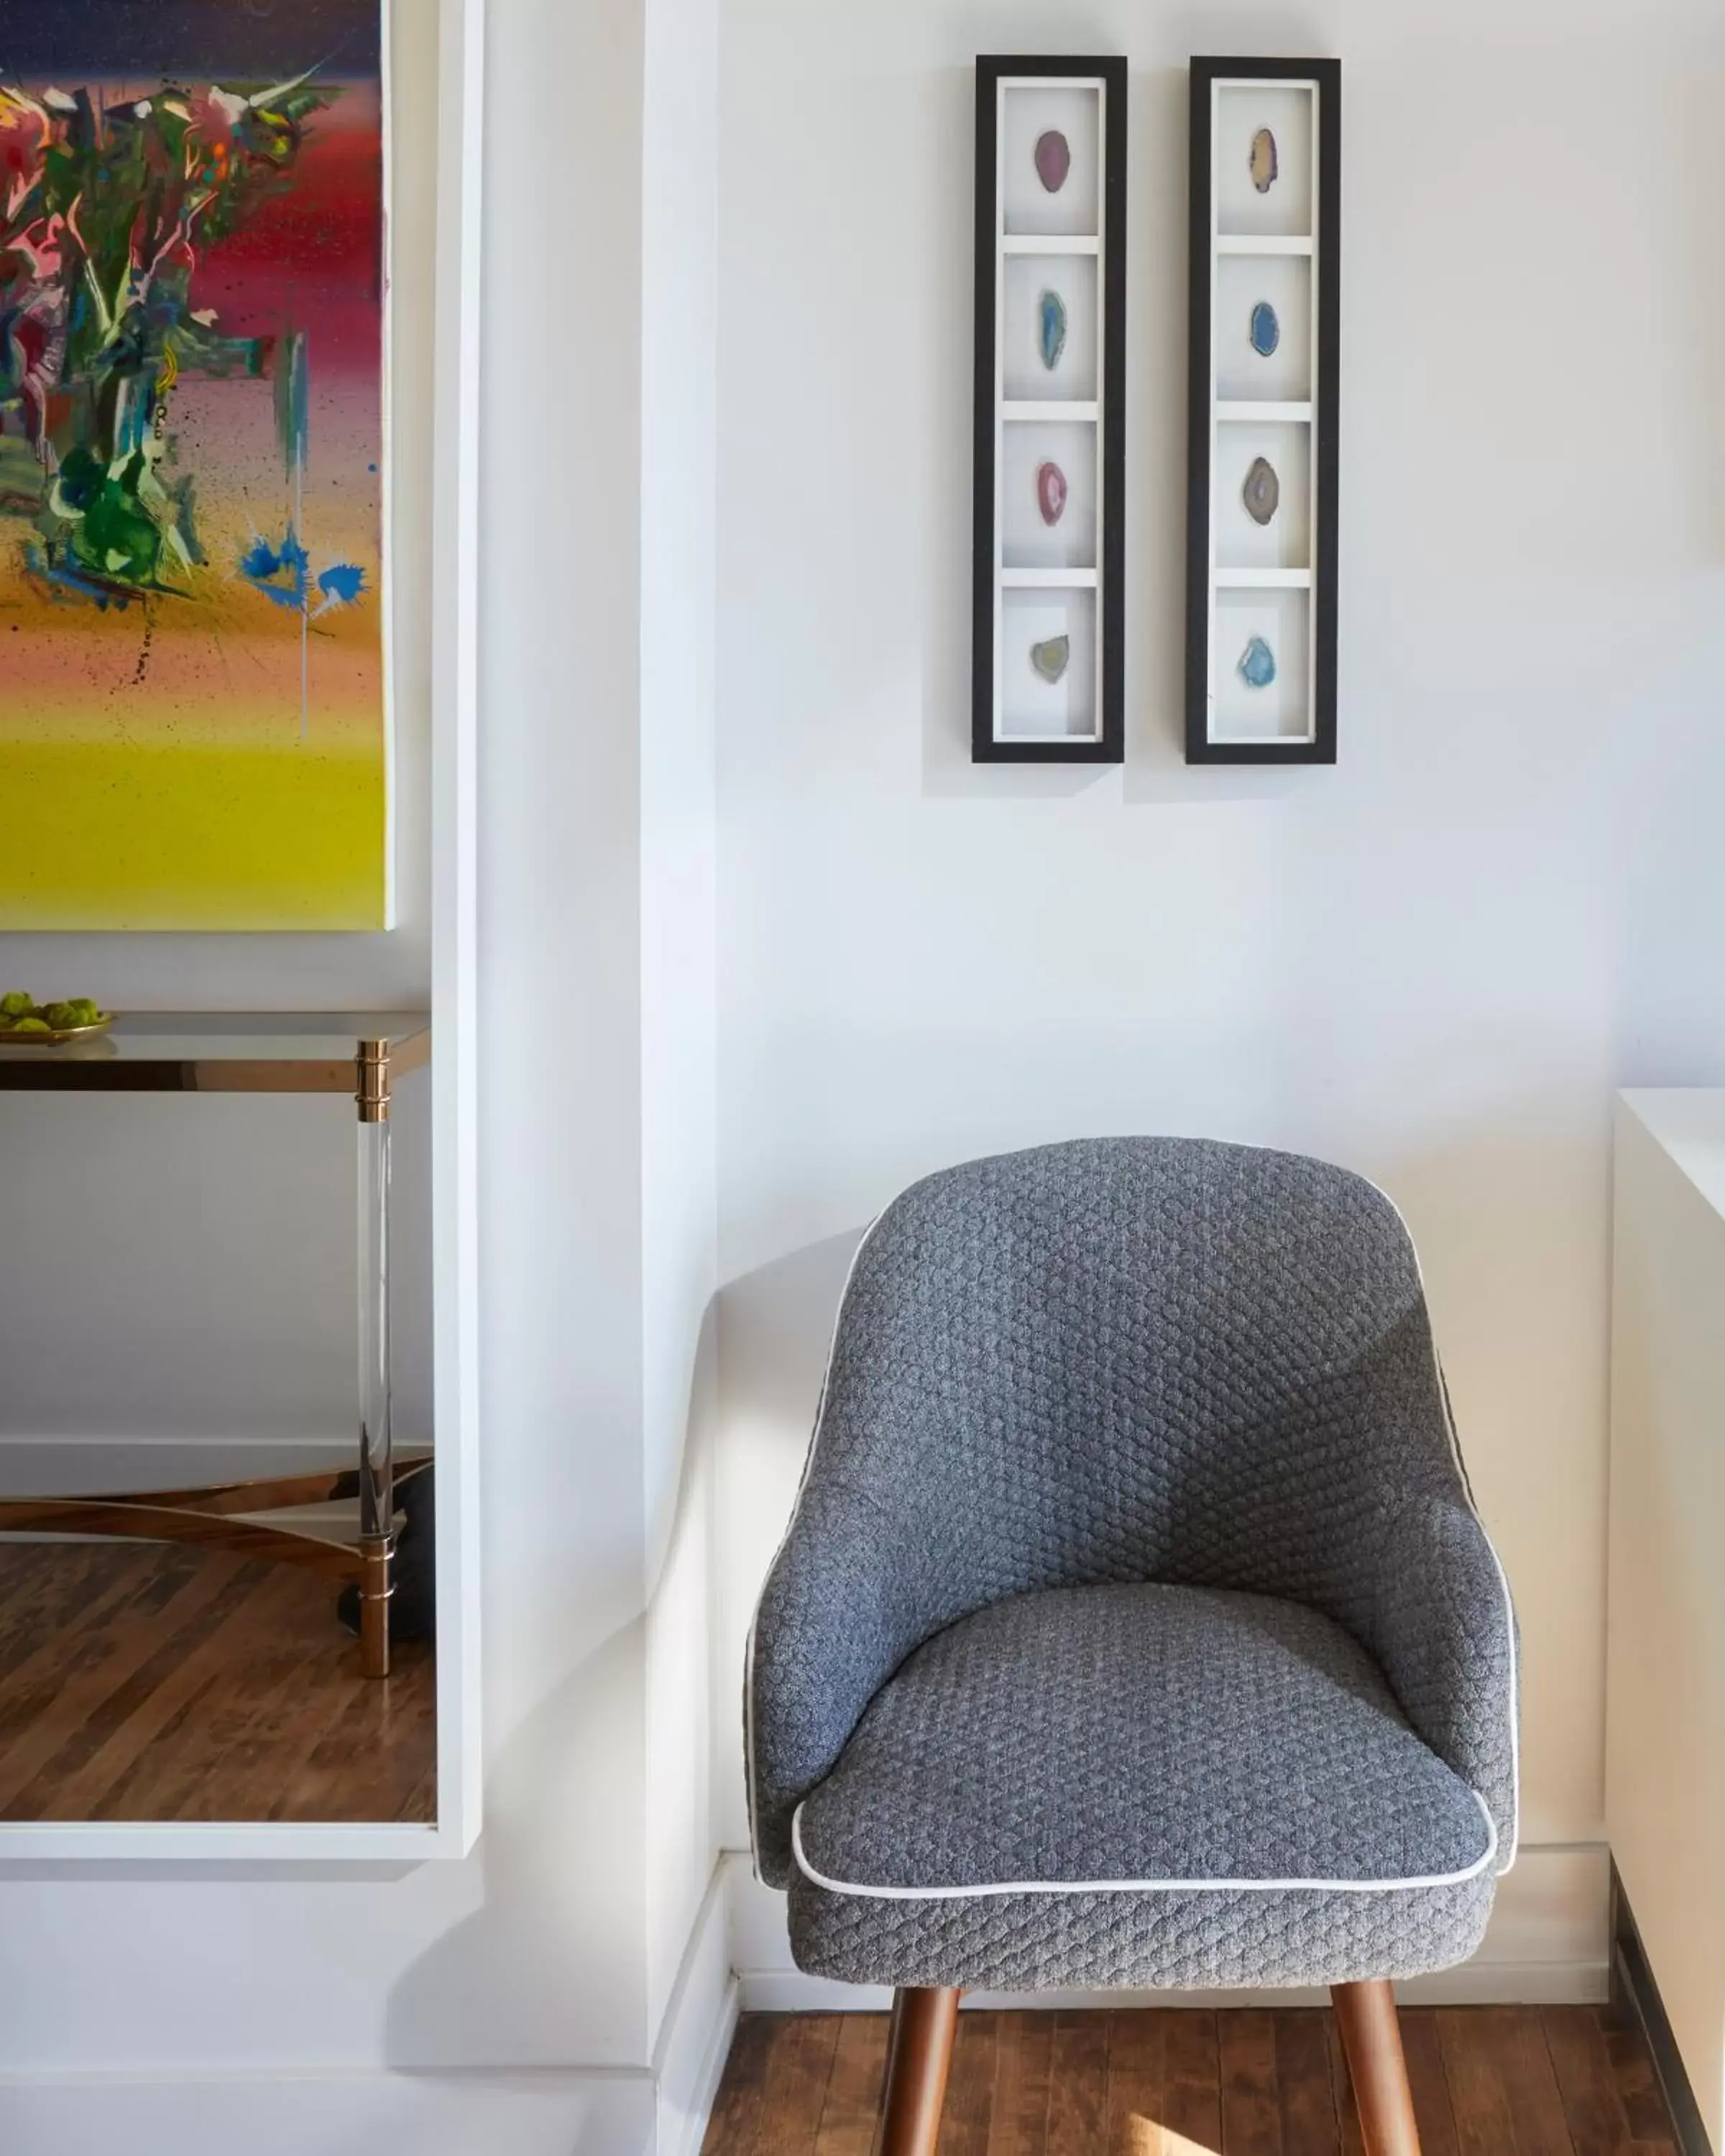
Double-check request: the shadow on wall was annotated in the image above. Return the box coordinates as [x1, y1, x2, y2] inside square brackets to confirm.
[1384, 1106, 1617, 1847]
[382, 1317, 719, 2151]
[384, 1613, 651, 2070]
[713, 1228, 866, 1851]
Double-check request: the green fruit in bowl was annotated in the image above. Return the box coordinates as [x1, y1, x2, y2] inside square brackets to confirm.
[0, 992, 32, 1021]
[11, 1016, 50, 1035]
[42, 1003, 81, 1029]
[69, 999, 101, 1023]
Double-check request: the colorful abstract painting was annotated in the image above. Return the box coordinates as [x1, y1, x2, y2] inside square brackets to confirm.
[0, 0, 387, 929]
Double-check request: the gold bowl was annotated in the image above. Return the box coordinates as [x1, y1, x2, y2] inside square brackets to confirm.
[0, 1012, 116, 1048]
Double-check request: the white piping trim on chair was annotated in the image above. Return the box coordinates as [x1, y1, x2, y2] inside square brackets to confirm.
[1435, 1369, 1520, 1874]
[746, 1147, 1522, 1884]
[743, 1208, 890, 1884]
[1359, 1172, 1522, 1877]
[788, 1787, 1499, 1901]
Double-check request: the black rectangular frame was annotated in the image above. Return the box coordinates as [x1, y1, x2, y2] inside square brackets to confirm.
[1186, 56, 1340, 765]
[973, 55, 1127, 765]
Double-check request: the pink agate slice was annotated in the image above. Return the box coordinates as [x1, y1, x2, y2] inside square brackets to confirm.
[1034, 129, 1071, 193]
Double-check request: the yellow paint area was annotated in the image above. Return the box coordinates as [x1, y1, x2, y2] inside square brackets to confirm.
[0, 736, 387, 931]
[0, 358, 387, 930]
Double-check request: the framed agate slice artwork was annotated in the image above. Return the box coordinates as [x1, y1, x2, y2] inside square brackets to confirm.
[972, 56, 1125, 764]
[0, 0, 392, 927]
[1186, 57, 1340, 764]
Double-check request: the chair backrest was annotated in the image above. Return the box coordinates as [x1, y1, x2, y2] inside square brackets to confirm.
[807, 1136, 1457, 1631]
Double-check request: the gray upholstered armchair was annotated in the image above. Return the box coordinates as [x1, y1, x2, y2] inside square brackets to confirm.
[746, 1138, 1517, 2156]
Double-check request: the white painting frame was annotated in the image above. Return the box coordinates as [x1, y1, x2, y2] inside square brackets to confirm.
[0, 0, 485, 1866]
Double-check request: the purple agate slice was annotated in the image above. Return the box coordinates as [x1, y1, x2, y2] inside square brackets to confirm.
[1036, 461, 1067, 526]
[1034, 129, 1071, 193]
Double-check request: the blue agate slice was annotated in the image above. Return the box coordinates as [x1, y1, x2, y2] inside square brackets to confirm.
[1237, 635, 1276, 689]
[1039, 288, 1067, 371]
[1249, 300, 1280, 357]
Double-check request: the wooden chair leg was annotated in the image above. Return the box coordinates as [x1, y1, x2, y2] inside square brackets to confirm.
[873, 1986, 960, 2156]
[1332, 1980, 1422, 2156]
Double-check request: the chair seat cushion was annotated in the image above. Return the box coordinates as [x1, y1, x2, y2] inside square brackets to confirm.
[786, 1583, 1498, 1990]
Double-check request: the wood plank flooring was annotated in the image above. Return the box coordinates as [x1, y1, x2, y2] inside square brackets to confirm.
[0, 1540, 435, 1821]
[702, 2007, 1678, 2155]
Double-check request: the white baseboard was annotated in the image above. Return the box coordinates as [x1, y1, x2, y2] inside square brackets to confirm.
[725, 1843, 1611, 2012]
[0, 1435, 360, 1499]
[0, 1847, 1604, 2152]
[655, 1865, 741, 2156]
[0, 2072, 658, 2156]
[0, 1863, 740, 2156]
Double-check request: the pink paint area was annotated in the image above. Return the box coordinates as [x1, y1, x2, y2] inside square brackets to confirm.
[9, 75, 384, 387]
[192, 83, 384, 387]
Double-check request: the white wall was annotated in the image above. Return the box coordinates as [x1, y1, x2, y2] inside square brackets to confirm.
[0, 1, 727, 2147]
[9, 0, 1725, 2135]
[642, 0, 723, 2064]
[711, 0, 1725, 1978]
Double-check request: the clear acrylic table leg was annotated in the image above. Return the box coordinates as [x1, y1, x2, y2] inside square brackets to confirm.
[356, 1045, 395, 1677]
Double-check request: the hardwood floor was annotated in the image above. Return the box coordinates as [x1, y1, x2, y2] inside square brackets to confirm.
[0, 1540, 435, 1822]
[702, 2006, 1679, 2155]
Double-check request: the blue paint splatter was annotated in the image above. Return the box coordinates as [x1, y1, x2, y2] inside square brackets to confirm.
[237, 530, 367, 623]
[276, 331, 309, 480]
[239, 529, 311, 609]
[317, 562, 365, 606]
[22, 543, 133, 610]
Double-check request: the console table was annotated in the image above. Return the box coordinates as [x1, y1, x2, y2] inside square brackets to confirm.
[0, 1013, 431, 1678]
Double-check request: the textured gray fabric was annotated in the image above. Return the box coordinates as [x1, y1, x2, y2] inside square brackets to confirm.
[786, 1869, 1496, 1992]
[746, 1137, 1518, 1989]
[795, 1584, 1493, 1892]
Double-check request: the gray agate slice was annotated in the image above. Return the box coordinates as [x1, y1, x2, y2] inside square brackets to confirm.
[1242, 456, 1280, 526]
[1031, 635, 1070, 683]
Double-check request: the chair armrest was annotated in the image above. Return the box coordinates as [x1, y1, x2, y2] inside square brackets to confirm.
[1361, 1482, 1520, 1871]
[747, 1475, 951, 1888]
